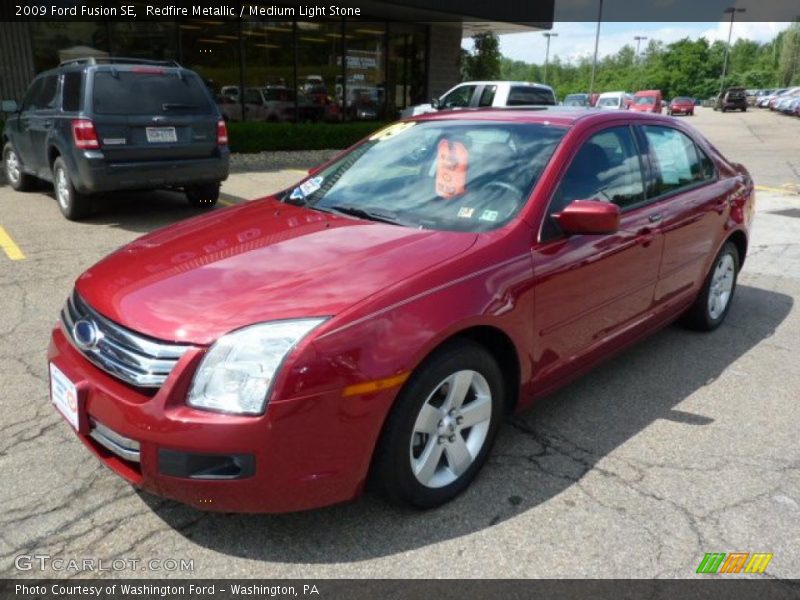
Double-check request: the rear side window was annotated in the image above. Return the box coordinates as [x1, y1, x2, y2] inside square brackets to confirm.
[62, 72, 82, 112]
[92, 71, 213, 115]
[478, 85, 497, 107]
[642, 126, 713, 196]
[507, 86, 555, 106]
[440, 85, 476, 109]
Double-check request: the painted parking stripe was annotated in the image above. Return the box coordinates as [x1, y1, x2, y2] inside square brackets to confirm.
[0, 225, 25, 260]
[755, 184, 799, 195]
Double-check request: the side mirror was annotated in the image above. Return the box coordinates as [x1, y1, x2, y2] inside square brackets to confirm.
[1, 100, 19, 113]
[554, 199, 620, 235]
[308, 165, 322, 176]
[431, 97, 440, 109]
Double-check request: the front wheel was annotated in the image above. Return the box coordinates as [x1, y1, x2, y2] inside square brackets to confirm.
[372, 340, 505, 509]
[3, 142, 35, 191]
[682, 241, 740, 331]
[53, 157, 90, 220]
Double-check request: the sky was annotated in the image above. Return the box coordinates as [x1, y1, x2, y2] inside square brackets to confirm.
[465, 22, 791, 65]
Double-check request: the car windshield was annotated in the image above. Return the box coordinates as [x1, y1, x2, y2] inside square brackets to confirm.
[635, 96, 655, 105]
[674, 97, 692, 103]
[597, 97, 619, 107]
[282, 120, 566, 232]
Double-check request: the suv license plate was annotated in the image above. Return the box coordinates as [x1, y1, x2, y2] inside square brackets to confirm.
[146, 127, 177, 143]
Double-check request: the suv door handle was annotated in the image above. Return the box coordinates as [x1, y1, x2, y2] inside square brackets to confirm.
[648, 213, 663, 223]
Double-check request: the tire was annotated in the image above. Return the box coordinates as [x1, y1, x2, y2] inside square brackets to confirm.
[3, 142, 35, 191]
[53, 157, 90, 220]
[186, 183, 220, 208]
[741, 107, 747, 112]
[682, 241, 740, 331]
[372, 340, 505, 509]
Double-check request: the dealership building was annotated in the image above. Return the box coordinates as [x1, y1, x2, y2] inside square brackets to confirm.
[0, 1, 548, 120]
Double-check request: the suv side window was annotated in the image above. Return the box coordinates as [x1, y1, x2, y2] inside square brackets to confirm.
[542, 126, 644, 240]
[21, 78, 44, 112]
[641, 125, 709, 196]
[38, 75, 59, 110]
[244, 88, 263, 104]
[440, 85, 476, 109]
[507, 86, 556, 106]
[478, 85, 497, 107]
[62, 72, 82, 112]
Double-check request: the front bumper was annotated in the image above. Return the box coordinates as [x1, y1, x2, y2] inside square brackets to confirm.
[70, 149, 230, 194]
[48, 325, 396, 513]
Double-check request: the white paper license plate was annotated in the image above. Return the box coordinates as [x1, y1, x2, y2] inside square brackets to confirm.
[145, 127, 177, 143]
[50, 363, 79, 431]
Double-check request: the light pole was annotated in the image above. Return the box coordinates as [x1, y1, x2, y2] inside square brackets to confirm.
[719, 7, 746, 97]
[634, 36, 648, 89]
[589, 0, 604, 96]
[543, 32, 558, 84]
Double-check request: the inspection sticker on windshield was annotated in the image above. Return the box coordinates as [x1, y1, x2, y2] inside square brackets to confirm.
[290, 176, 323, 200]
[457, 207, 475, 218]
[480, 210, 499, 222]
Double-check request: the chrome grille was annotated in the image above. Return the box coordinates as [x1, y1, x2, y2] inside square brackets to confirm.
[61, 291, 191, 388]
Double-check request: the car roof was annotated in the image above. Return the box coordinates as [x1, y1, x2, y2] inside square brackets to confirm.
[459, 80, 553, 89]
[597, 91, 626, 97]
[409, 106, 677, 128]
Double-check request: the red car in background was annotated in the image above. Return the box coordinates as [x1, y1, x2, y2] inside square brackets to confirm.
[667, 96, 695, 116]
[630, 90, 663, 113]
[48, 109, 754, 513]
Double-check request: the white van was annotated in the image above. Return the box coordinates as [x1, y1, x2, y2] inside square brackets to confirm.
[596, 91, 631, 110]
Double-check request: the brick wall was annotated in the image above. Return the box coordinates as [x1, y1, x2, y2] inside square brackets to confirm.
[427, 23, 463, 100]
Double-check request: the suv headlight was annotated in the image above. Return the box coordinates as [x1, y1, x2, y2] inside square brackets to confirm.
[187, 319, 326, 415]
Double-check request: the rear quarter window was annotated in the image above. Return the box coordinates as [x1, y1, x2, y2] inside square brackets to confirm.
[92, 70, 213, 115]
[507, 86, 555, 106]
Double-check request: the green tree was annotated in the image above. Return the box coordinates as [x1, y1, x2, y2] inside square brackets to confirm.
[463, 32, 502, 80]
[778, 22, 800, 86]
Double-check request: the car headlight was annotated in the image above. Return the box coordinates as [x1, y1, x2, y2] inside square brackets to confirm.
[187, 319, 326, 415]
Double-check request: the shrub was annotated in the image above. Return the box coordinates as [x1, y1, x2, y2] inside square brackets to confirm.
[227, 121, 390, 153]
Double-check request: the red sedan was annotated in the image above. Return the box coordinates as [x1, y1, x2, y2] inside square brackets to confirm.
[48, 109, 754, 512]
[667, 96, 696, 116]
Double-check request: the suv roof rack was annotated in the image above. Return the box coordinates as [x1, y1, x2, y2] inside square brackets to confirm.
[59, 57, 181, 68]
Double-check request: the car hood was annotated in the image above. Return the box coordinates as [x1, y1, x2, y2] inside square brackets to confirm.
[75, 199, 477, 345]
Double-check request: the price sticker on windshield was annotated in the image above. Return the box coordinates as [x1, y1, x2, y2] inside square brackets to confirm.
[290, 176, 324, 201]
[369, 122, 416, 142]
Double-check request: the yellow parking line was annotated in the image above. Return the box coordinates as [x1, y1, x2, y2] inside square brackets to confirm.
[755, 184, 798, 195]
[0, 225, 25, 260]
[218, 199, 234, 206]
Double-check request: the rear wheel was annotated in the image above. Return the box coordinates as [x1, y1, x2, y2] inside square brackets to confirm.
[682, 241, 739, 331]
[3, 142, 35, 191]
[53, 157, 90, 220]
[186, 183, 220, 209]
[372, 340, 504, 509]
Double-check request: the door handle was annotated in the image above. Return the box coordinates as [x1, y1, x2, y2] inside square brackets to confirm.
[648, 213, 663, 223]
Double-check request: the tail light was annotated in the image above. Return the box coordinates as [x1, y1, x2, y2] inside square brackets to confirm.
[71, 119, 100, 150]
[216, 119, 228, 146]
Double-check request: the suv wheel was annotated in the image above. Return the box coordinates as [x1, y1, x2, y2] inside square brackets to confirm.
[3, 142, 34, 191]
[53, 157, 90, 220]
[186, 183, 220, 209]
[372, 340, 504, 508]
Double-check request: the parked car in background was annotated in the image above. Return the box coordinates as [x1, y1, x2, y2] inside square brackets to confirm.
[595, 91, 630, 110]
[563, 93, 591, 107]
[47, 107, 754, 512]
[773, 89, 800, 112]
[768, 88, 800, 110]
[2, 57, 229, 219]
[745, 89, 758, 106]
[780, 96, 800, 115]
[667, 96, 695, 116]
[714, 87, 747, 112]
[757, 89, 785, 107]
[219, 86, 323, 123]
[630, 90, 663, 113]
[400, 81, 556, 118]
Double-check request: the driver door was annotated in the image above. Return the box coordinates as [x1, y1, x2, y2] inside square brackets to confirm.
[531, 125, 664, 388]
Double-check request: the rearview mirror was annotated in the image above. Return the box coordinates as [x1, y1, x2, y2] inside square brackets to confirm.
[431, 97, 440, 109]
[1, 100, 19, 113]
[553, 199, 620, 235]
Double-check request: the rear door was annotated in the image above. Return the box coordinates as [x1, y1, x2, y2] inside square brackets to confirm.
[636, 124, 730, 308]
[14, 77, 45, 169]
[27, 74, 60, 177]
[90, 67, 218, 163]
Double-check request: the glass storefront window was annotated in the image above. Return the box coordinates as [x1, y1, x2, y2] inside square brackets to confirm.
[239, 19, 294, 122]
[31, 22, 109, 72]
[179, 19, 240, 103]
[344, 21, 386, 121]
[388, 23, 428, 119]
[109, 22, 177, 61]
[297, 20, 343, 122]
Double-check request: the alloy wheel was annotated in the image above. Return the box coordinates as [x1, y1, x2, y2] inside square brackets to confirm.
[409, 369, 492, 488]
[708, 253, 735, 320]
[55, 167, 70, 211]
[5, 149, 20, 185]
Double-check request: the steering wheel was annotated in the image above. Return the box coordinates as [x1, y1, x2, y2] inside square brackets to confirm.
[484, 180, 524, 198]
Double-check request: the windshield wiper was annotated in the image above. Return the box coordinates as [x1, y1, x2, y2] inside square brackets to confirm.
[318, 205, 404, 226]
[162, 103, 197, 110]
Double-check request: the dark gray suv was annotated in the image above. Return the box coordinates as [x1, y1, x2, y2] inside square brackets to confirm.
[2, 58, 230, 220]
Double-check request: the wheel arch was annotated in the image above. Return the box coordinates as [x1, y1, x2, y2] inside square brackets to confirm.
[727, 229, 748, 267]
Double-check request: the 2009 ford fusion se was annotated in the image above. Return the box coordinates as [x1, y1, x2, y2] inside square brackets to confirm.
[48, 108, 754, 513]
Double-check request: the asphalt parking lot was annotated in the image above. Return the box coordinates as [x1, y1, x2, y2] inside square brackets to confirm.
[1, 107, 799, 579]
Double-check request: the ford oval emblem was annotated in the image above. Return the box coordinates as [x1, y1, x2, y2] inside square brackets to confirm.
[73, 319, 100, 350]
